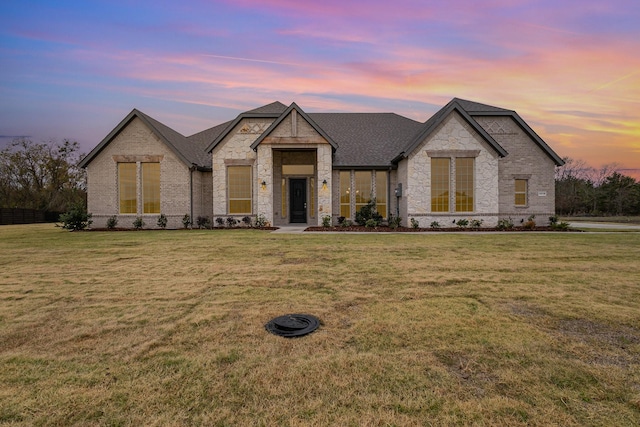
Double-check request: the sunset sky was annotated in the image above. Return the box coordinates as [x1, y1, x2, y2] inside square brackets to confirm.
[1, 0, 639, 176]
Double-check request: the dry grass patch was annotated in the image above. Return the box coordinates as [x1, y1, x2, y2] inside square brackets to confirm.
[0, 224, 639, 425]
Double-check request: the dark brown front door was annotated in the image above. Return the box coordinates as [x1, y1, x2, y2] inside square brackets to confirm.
[290, 179, 306, 223]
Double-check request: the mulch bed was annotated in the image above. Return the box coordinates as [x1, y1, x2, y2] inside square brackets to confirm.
[84, 227, 279, 231]
[305, 226, 579, 232]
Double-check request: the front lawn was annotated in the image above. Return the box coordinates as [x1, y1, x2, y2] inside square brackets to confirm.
[1, 225, 639, 425]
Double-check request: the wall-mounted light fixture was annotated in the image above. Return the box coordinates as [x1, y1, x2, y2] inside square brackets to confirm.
[322, 179, 328, 190]
[261, 180, 267, 190]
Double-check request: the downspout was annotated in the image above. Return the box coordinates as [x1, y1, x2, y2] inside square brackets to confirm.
[190, 164, 196, 226]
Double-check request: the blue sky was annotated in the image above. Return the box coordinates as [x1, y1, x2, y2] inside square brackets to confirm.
[1, 0, 639, 174]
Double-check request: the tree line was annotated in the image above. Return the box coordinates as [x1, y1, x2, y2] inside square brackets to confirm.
[555, 157, 640, 216]
[0, 138, 86, 214]
[1, 139, 639, 217]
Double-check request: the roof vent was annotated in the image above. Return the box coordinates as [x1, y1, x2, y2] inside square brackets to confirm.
[265, 314, 320, 338]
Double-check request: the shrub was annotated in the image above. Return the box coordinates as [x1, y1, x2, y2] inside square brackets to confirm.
[215, 217, 225, 227]
[197, 216, 211, 229]
[411, 218, 420, 229]
[552, 221, 570, 231]
[341, 219, 352, 227]
[388, 214, 402, 229]
[59, 203, 92, 231]
[321, 215, 332, 227]
[355, 198, 382, 226]
[522, 214, 536, 230]
[254, 214, 268, 228]
[497, 217, 514, 230]
[337, 216, 346, 225]
[365, 218, 378, 228]
[226, 217, 237, 227]
[242, 216, 252, 226]
[549, 215, 559, 226]
[430, 221, 441, 229]
[469, 219, 483, 229]
[106, 215, 118, 230]
[157, 213, 168, 229]
[456, 219, 469, 228]
[182, 214, 191, 229]
[132, 217, 145, 230]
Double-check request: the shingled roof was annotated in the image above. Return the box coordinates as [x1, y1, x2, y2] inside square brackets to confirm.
[81, 98, 563, 170]
[395, 99, 509, 162]
[309, 113, 423, 168]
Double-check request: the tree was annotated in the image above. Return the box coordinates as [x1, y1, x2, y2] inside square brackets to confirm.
[597, 172, 640, 215]
[555, 157, 640, 216]
[0, 138, 86, 212]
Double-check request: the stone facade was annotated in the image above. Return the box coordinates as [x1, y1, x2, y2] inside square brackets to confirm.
[401, 112, 500, 227]
[211, 118, 270, 221]
[82, 99, 562, 229]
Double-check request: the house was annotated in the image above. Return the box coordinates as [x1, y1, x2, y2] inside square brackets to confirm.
[79, 98, 564, 229]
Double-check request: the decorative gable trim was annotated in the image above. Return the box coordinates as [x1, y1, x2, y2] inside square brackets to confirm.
[467, 111, 565, 166]
[249, 103, 338, 151]
[79, 109, 191, 169]
[394, 100, 508, 164]
[205, 112, 281, 153]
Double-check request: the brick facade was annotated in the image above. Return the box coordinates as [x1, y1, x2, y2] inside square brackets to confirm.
[82, 99, 562, 229]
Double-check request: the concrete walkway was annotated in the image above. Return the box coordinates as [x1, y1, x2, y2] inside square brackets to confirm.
[271, 225, 308, 234]
[568, 222, 640, 231]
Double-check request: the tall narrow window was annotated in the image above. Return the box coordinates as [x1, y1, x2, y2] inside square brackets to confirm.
[142, 163, 160, 214]
[375, 171, 387, 218]
[228, 166, 252, 214]
[355, 171, 372, 213]
[119, 163, 137, 214]
[431, 158, 450, 212]
[309, 178, 315, 218]
[455, 158, 474, 212]
[340, 171, 351, 218]
[515, 179, 528, 206]
[281, 178, 286, 218]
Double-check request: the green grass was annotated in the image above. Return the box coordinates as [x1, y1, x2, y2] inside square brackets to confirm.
[1, 224, 639, 426]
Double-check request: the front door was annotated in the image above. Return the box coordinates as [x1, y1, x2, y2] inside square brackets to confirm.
[290, 179, 307, 223]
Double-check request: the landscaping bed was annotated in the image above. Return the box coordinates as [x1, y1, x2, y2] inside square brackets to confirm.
[305, 225, 577, 232]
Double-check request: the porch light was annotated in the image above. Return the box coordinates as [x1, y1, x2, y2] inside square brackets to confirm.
[322, 179, 328, 190]
[261, 180, 267, 190]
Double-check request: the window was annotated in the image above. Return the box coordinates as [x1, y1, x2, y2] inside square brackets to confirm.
[376, 171, 387, 218]
[281, 178, 286, 218]
[455, 158, 474, 212]
[340, 171, 351, 218]
[228, 166, 252, 214]
[355, 171, 372, 213]
[119, 163, 137, 214]
[309, 178, 315, 218]
[142, 163, 160, 214]
[515, 179, 528, 206]
[431, 158, 450, 212]
[282, 164, 314, 175]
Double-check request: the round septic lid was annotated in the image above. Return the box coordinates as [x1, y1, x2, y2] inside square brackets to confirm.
[265, 314, 320, 338]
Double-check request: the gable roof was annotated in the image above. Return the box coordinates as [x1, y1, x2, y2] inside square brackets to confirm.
[82, 98, 564, 171]
[244, 101, 288, 115]
[249, 102, 338, 151]
[310, 113, 423, 168]
[394, 99, 509, 163]
[205, 102, 287, 153]
[79, 109, 203, 169]
[456, 98, 565, 166]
